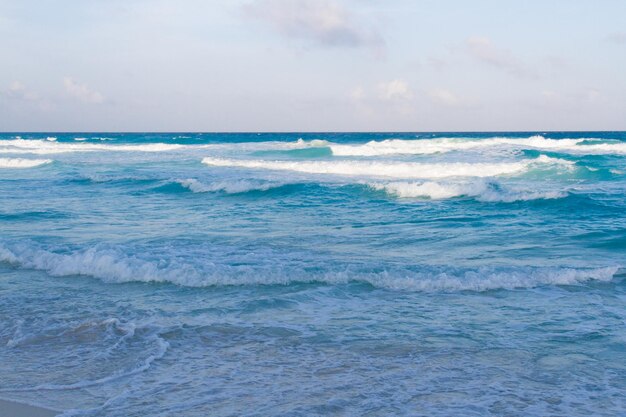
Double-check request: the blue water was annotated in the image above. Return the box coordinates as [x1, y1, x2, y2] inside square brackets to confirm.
[1, 132, 625, 416]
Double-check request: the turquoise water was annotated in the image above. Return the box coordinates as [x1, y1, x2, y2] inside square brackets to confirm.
[0, 132, 625, 416]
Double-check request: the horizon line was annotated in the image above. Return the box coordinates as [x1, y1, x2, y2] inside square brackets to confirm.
[2, 130, 626, 134]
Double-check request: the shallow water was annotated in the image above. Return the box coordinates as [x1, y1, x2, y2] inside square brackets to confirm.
[1, 132, 625, 416]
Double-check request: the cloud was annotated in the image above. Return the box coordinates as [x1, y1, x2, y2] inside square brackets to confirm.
[607, 32, 626, 44]
[428, 88, 461, 106]
[243, 0, 384, 52]
[540, 89, 604, 106]
[466, 36, 530, 78]
[377, 79, 413, 101]
[63, 77, 104, 104]
[349, 80, 416, 118]
[350, 86, 366, 100]
[1, 81, 40, 101]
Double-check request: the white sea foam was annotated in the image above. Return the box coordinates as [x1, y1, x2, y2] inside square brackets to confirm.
[176, 178, 283, 194]
[2, 330, 168, 392]
[534, 154, 575, 167]
[369, 180, 568, 202]
[0, 158, 52, 168]
[201, 156, 563, 179]
[296, 138, 329, 147]
[0, 242, 618, 292]
[328, 136, 626, 156]
[369, 181, 485, 199]
[0, 139, 184, 154]
[0, 138, 324, 155]
[1, 136, 625, 156]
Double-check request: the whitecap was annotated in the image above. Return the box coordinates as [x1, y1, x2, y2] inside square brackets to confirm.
[0, 158, 52, 168]
[201, 157, 539, 179]
[328, 136, 585, 156]
[368, 180, 568, 202]
[0, 139, 184, 154]
[176, 178, 283, 194]
[327, 135, 626, 156]
[0, 242, 618, 292]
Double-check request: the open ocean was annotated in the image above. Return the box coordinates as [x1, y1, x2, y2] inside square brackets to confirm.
[1, 132, 625, 416]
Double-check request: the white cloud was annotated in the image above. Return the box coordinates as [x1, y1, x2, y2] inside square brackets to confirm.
[466, 36, 530, 77]
[428, 89, 460, 106]
[1, 81, 40, 101]
[541, 88, 604, 105]
[63, 77, 104, 104]
[377, 79, 413, 101]
[243, 0, 384, 52]
[350, 86, 366, 100]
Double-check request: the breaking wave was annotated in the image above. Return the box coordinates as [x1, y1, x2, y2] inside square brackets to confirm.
[0, 138, 325, 155]
[0, 242, 619, 292]
[0, 158, 52, 168]
[201, 156, 569, 179]
[368, 180, 568, 202]
[328, 136, 626, 156]
[175, 178, 285, 194]
[2, 136, 625, 157]
[0, 139, 184, 154]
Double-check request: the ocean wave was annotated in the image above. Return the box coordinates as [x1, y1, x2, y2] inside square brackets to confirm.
[201, 156, 566, 179]
[328, 136, 626, 156]
[2, 136, 625, 157]
[0, 139, 184, 154]
[176, 178, 285, 194]
[0, 242, 619, 292]
[0, 138, 325, 155]
[533, 154, 576, 167]
[75, 173, 157, 184]
[296, 138, 329, 147]
[0, 158, 52, 168]
[367, 180, 568, 202]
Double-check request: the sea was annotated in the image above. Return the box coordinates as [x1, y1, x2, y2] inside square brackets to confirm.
[0, 132, 625, 416]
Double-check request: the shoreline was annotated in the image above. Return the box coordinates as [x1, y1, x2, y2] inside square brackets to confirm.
[0, 398, 58, 417]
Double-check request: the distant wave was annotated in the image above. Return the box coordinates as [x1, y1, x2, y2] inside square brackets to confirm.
[74, 173, 158, 184]
[0, 138, 324, 155]
[201, 155, 569, 179]
[2, 136, 625, 157]
[0, 139, 184, 154]
[0, 158, 52, 168]
[328, 135, 626, 156]
[175, 178, 286, 194]
[0, 242, 619, 292]
[75, 173, 569, 202]
[367, 180, 568, 202]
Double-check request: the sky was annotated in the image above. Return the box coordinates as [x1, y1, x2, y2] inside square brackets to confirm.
[0, 0, 625, 132]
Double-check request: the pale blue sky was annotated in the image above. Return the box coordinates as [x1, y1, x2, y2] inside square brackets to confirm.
[1, 0, 625, 131]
